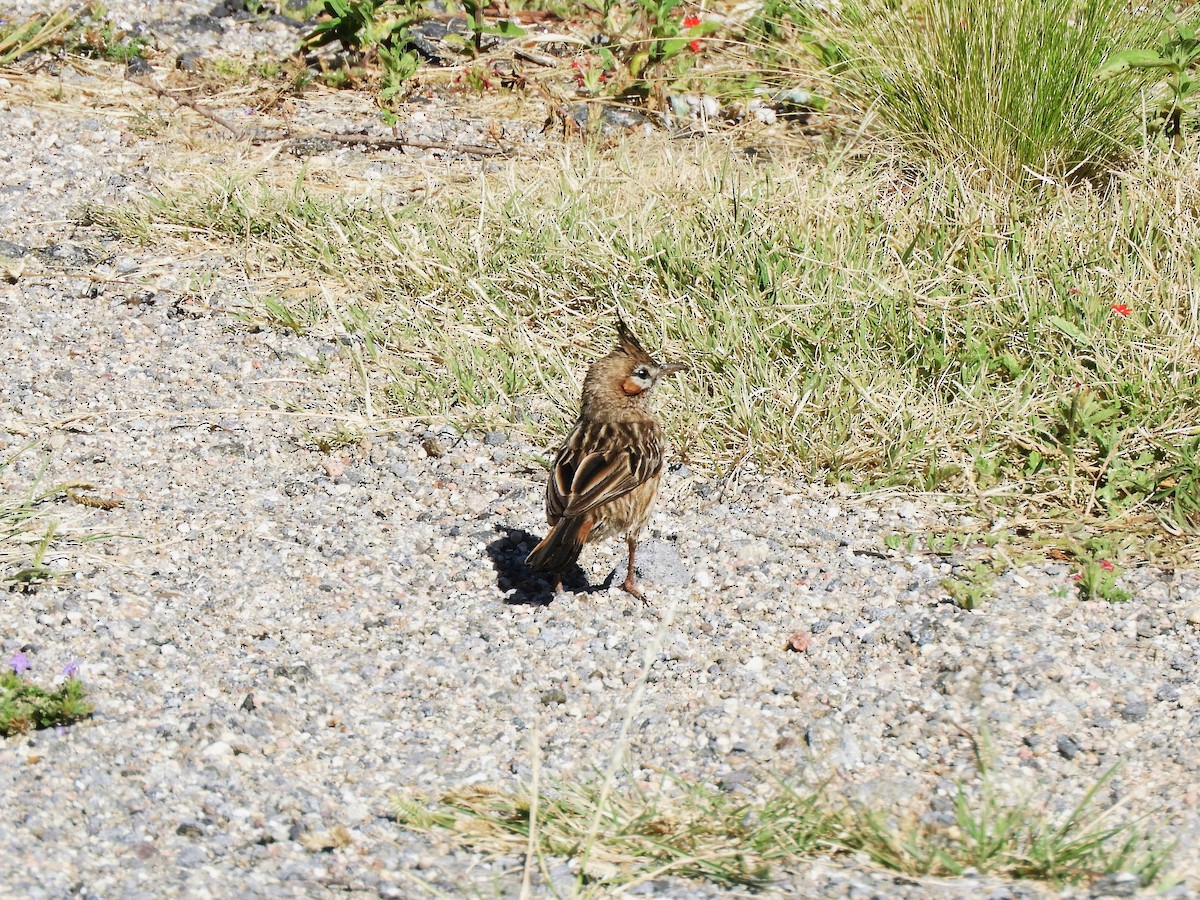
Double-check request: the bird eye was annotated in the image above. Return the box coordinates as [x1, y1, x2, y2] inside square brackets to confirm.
[634, 366, 650, 378]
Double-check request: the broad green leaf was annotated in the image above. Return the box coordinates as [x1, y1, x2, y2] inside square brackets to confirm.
[661, 36, 688, 59]
[1097, 49, 1172, 80]
[1048, 314, 1090, 347]
[482, 19, 526, 37]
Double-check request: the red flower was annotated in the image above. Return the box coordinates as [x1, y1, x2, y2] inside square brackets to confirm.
[1111, 303, 1131, 316]
[683, 14, 701, 27]
[1100, 560, 1115, 571]
[689, 38, 702, 51]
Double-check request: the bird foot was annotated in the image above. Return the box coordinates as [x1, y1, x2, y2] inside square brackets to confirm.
[620, 574, 648, 603]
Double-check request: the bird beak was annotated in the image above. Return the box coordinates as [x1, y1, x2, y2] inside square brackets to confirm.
[659, 363, 686, 377]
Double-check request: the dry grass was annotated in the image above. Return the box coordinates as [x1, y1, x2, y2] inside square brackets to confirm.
[89, 135, 1200, 553]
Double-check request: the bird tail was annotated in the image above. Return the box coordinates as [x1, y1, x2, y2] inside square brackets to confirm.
[526, 518, 593, 574]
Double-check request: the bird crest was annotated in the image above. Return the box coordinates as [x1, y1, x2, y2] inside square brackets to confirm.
[614, 316, 656, 364]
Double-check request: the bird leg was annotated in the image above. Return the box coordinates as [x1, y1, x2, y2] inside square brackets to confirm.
[620, 535, 646, 602]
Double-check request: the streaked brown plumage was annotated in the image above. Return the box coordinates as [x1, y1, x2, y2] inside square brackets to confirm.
[526, 318, 684, 599]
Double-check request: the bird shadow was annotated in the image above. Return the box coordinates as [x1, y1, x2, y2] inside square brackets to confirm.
[486, 526, 589, 605]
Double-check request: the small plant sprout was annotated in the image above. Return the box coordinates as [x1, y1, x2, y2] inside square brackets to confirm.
[1, 654, 93, 736]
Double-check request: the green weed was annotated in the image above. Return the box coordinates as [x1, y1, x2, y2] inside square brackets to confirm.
[1, 657, 92, 736]
[941, 561, 998, 610]
[1101, 18, 1200, 147]
[303, 0, 429, 113]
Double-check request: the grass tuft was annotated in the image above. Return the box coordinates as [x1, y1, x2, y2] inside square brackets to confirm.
[392, 776, 827, 889]
[1, 444, 113, 587]
[0, 6, 77, 66]
[391, 763, 1170, 892]
[829, 0, 1169, 185]
[843, 764, 1169, 886]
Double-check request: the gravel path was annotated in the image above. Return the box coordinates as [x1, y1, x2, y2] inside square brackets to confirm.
[1, 4, 1199, 898]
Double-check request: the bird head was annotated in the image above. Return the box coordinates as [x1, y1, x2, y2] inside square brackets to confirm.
[581, 317, 685, 416]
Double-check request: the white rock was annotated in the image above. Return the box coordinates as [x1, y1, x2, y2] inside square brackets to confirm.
[202, 741, 233, 759]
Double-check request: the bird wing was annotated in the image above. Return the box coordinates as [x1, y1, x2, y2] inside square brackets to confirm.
[545, 421, 662, 523]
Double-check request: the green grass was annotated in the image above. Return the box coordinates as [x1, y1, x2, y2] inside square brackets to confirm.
[90, 141, 1200, 550]
[800, 0, 1173, 185]
[391, 764, 1169, 892]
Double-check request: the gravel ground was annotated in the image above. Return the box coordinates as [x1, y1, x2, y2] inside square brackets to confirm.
[1, 4, 1199, 899]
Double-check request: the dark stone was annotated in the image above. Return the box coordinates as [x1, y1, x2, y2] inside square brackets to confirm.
[176, 51, 204, 73]
[0, 240, 28, 259]
[600, 106, 650, 131]
[286, 136, 341, 158]
[240, 693, 256, 711]
[1055, 735, 1080, 759]
[1120, 700, 1148, 722]
[718, 769, 752, 791]
[125, 55, 152, 77]
[176, 822, 204, 837]
[566, 103, 590, 130]
[210, 0, 251, 15]
[186, 14, 225, 33]
[274, 664, 314, 683]
[1088, 871, 1140, 897]
[605, 537, 689, 588]
[1155, 684, 1181, 703]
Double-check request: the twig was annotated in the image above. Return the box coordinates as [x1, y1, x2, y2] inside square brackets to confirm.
[126, 72, 248, 139]
[312, 130, 506, 157]
[125, 72, 508, 157]
[512, 46, 559, 67]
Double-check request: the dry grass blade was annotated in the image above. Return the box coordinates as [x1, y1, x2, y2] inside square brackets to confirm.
[0, 6, 77, 67]
[1, 443, 113, 585]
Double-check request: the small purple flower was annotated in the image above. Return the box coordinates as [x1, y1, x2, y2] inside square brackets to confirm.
[9, 652, 30, 674]
[62, 660, 80, 678]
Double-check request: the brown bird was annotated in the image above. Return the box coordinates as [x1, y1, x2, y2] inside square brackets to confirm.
[526, 317, 684, 600]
